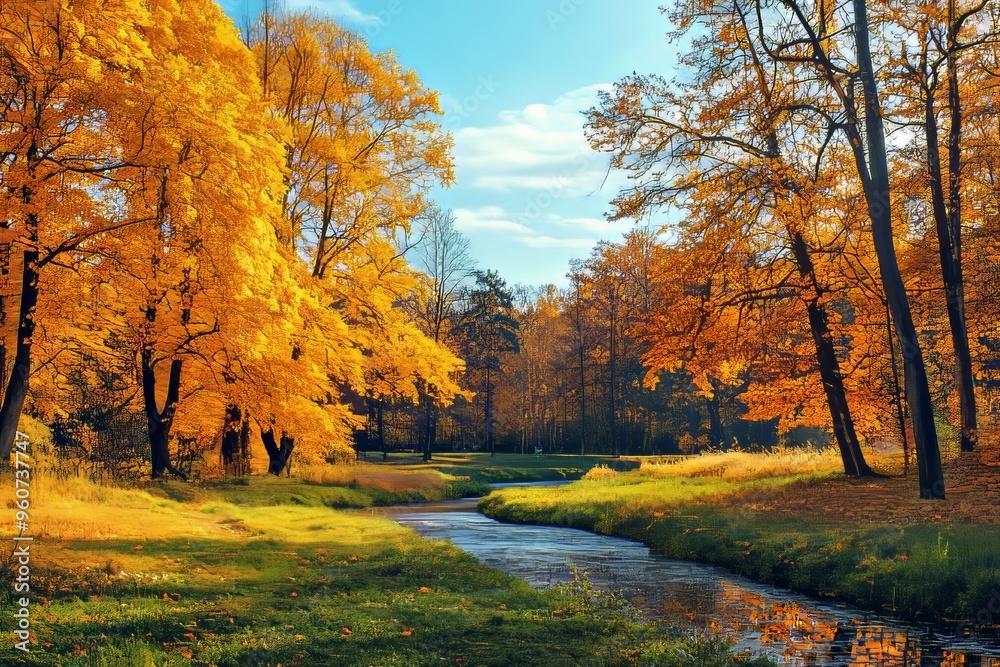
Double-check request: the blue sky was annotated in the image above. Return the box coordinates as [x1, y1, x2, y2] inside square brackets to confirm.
[218, 0, 676, 286]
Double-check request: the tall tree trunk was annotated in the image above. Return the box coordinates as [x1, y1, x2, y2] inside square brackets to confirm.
[221, 404, 243, 473]
[579, 340, 586, 455]
[422, 398, 436, 462]
[377, 400, 386, 462]
[946, 42, 976, 452]
[486, 366, 494, 456]
[0, 223, 37, 460]
[142, 349, 185, 480]
[788, 230, 874, 476]
[804, 295, 873, 474]
[260, 428, 278, 471]
[261, 427, 295, 476]
[280, 433, 294, 475]
[706, 388, 725, 450]
[925, 65, 976, 453]
[852, 0, 944, 498]
[221, 405, 251, 475]
[0, 180, 41, 460]
[561, 378, 568, 451]
[885, 299, 911, 475]
[238, 414, 251, 475]
[609, 289, 618, 457]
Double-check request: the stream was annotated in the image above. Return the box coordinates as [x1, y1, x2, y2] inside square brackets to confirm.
[385, 483, 1000, 666]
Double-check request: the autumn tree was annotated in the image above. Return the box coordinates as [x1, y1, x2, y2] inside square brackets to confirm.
[586, 31, 874, 474]
[239, 8, 461, 468]
[584, 0, 954, 491]
[851, 0, 944, 495]
[0, 0, 298, 475]
[565, 267, 594, 454]
[494, 285, 571, 454]
[0, 0, 167, 458]
[408, 207, 474, 460]
[892, 0, 998, 453]
[455, 270, 520, 456]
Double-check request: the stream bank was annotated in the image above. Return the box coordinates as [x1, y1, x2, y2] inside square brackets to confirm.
[393, 497, 1000, 665]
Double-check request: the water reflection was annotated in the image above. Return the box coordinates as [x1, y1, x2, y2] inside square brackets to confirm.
[676, 581, 1000, 666]
[391, 506, 1000, 666]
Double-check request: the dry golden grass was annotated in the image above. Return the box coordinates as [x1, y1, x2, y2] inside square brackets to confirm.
[581, 464, 620, 481]
[639, 446, 843, 482]
[295, 461, 447, 492]
[20, 468, 420, 547]
[27, 475, 216, 541]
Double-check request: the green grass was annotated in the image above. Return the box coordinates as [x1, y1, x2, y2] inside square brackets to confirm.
[378, 452, 635, 484]
[0, 472, 775, 666]
[150, 474, 491, 510]
[480, 470, 1000, 626]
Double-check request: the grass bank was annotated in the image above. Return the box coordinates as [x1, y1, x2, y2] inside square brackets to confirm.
[352, 452, 635, 485]
[480, 450, 1000, 628]
[239, 466, 493, 506]
[0, 472, 774, 666]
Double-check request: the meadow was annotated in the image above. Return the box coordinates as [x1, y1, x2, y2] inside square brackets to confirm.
[0, 448, 773, 666]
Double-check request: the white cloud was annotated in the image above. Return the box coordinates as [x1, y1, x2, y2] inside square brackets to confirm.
[453, 206, 533, 235]
[283, 0, 377, 23]
[517, 235, 595, 250]
[453, 84, 625, 198]
[454, 206, 625, 254]
[447, 86, 638, 283]
[547, 215, 617, 235]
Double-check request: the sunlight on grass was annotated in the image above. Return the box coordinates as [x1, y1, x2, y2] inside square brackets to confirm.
[480, 472, 750, 534]
[480, 448, 1000, 626]
[297, 462, 448, 492]
[497, 448, 842, 523]
[0, 470, 772, 665]
[642, 445, 843, 481]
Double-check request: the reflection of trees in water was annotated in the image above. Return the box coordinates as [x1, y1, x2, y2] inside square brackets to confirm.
[632, 578, 998, 666]
[399, 512, 1000, 665]
[629, 579, 721, 623]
